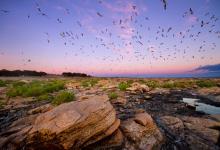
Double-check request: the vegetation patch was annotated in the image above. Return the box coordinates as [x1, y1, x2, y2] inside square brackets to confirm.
[196, 80, 216, 88]
[108, 92, 118, 100]
[145, 80, 160, 88]
[0, 80, 7, 87]
[161, 81, 175, 89]
[118, 82, 131, 91]
[81, 79, 99, 87]
[6, 80, 65, 98]
[52, 91, 75, 106]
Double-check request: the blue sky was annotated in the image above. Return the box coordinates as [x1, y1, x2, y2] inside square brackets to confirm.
[0, 0, 220, 77]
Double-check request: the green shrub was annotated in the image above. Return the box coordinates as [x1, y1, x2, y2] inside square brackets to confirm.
[145, 80, 159, 88]
[108, 92, 118, 100]
[118, 82, 130, 91]
[0, 80, 6, 87]
[196, 80, 216, 88]
[44, 80, 65, 92]
[52, 91, 75, 105]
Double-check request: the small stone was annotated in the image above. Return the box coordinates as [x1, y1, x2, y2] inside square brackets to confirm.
[134, 108, 145, 114]
[144, 95, 151, 99]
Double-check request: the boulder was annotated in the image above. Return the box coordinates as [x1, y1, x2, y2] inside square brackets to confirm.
[127, 82, 150, 93]
[0, 95, 119, 150]
[120, 112, 163, 150]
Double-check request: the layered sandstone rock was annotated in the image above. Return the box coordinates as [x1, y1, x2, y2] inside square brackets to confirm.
[0, 95, 119, 150]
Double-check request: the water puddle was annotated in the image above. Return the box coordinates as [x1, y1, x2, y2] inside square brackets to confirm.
[182, 98, 220, 114]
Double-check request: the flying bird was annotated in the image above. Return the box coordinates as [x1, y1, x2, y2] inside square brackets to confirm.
[189, 8, 193, 15]
[97, 12, 103, 17]
[161, 0, 167, 10]
[0, 9, 10, 13]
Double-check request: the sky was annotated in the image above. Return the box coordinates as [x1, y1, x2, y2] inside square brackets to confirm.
[0, 0, 220, 77]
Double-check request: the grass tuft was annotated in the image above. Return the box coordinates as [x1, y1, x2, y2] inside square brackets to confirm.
[108, 92, 118, 100]
[52, 91, 75, 106]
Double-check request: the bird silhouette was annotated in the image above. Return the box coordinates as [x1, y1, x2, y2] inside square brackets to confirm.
[161, 0, 167, 10]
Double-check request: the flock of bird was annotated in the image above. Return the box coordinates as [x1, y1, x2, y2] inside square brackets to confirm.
[0, 0, 220, 72]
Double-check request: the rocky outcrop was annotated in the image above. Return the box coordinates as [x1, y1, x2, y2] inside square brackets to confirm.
[196, 87, 220, 104]
[0, 95, 119, 150]
[120, 112, 164, 150]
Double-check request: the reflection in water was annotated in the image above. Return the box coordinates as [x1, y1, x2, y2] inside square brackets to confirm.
[182, 98, 220, 115]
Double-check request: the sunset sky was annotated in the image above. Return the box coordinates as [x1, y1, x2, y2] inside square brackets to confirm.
[0, 0, 220, 77]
